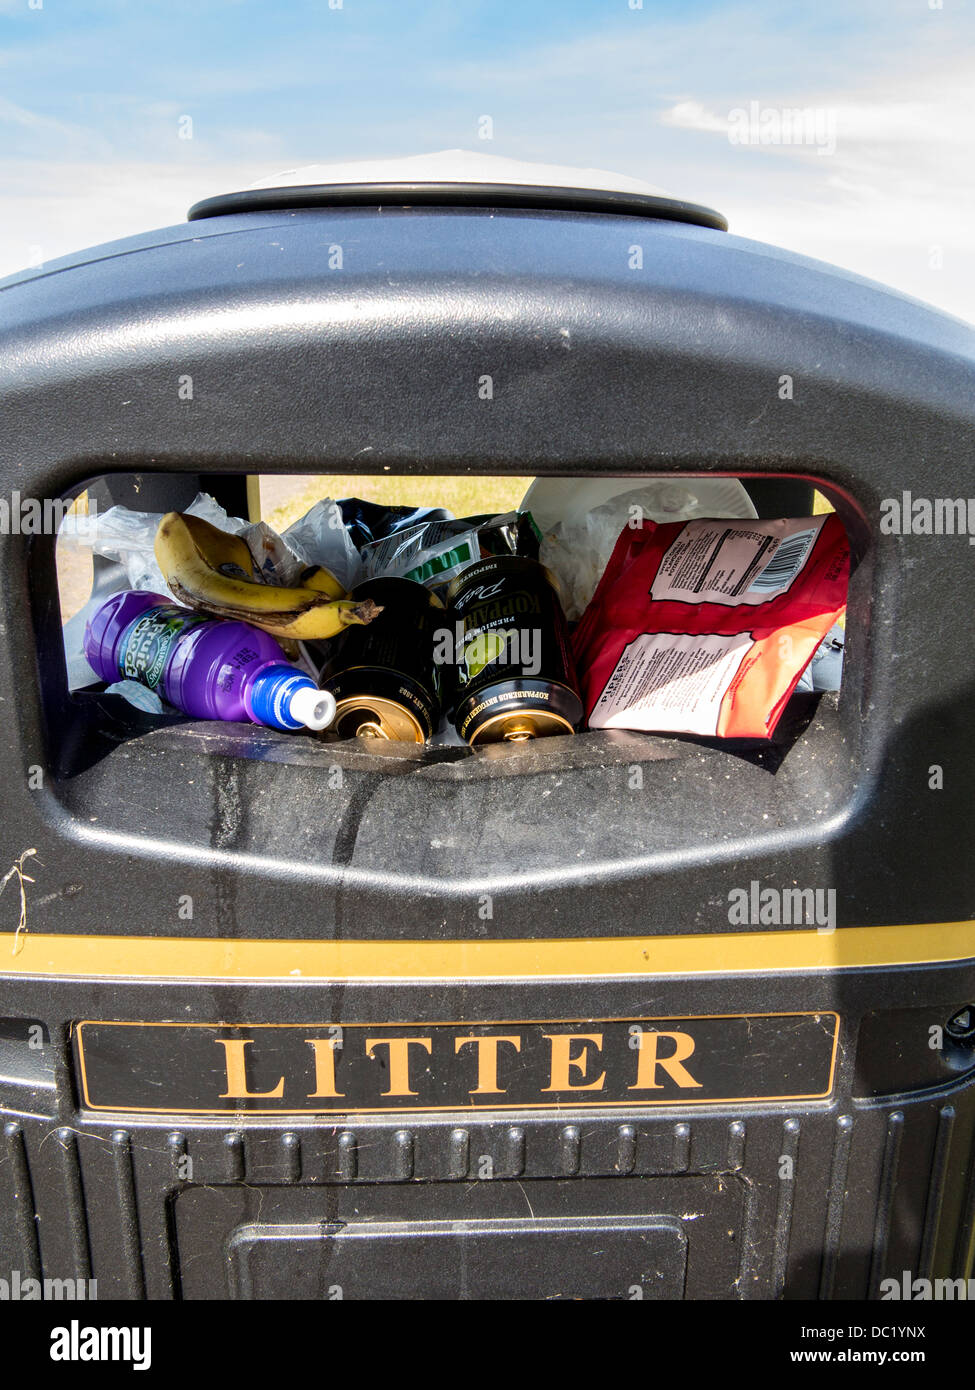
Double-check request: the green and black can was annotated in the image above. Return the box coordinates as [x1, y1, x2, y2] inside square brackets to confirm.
[314, 577, 443, 743]
[447, 555, 583, 744]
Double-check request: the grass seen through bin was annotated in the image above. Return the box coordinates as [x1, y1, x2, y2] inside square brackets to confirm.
[260, 474, 533, 534]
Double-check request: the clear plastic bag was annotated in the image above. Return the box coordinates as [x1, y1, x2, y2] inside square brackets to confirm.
[59, 492, 363, 594]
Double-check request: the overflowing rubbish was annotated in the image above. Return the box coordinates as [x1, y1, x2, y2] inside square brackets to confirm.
[63, 484, 850, 749]
[84, 592, 336, 731]
[572, 515, 849, 739]
[59, 490, 364, 689]
[60, 490, 363, 597]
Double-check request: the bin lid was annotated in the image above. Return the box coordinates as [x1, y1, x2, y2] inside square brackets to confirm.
[187, 149, 727, 231]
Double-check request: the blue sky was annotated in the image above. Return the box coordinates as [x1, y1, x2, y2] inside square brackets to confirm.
[2, 0, 973, 320]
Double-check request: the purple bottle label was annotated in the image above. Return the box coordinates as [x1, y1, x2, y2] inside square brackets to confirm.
[119, 605, 208, 689]
[215, 640, 266, 695]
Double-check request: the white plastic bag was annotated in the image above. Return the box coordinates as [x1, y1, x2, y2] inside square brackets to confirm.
[58, 493, 249, 595]
[279, 499, 362, 593]
[520, 478, 757, 622]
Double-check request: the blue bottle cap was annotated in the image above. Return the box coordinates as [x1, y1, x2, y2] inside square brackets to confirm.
[248, 664, 337, 732]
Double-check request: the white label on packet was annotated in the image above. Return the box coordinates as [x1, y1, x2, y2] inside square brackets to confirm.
[649, 517, 825, 607]
[589, 631, 755, 736]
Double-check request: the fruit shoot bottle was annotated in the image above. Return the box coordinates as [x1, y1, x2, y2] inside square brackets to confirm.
[84, 592, 336, 732]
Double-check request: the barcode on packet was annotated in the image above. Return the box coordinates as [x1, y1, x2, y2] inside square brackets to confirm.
[748, 527, 818, 594]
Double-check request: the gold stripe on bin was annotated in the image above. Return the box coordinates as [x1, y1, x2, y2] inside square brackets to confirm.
[0, 921, 974, 981]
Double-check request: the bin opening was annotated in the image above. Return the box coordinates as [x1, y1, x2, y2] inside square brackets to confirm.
[55, 468, 853, 751]
[44, 469, 860, 895]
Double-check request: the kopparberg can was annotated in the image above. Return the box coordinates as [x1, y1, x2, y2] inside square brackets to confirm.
[447, 556, 582, 744]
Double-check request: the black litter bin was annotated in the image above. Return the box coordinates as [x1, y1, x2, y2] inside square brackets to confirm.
[1, 175, 974, 1301]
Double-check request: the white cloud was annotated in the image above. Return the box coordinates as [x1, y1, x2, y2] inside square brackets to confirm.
[661, 102, 732, 137]
[649, 54, 975, 322]
[0, 158, 271, 278]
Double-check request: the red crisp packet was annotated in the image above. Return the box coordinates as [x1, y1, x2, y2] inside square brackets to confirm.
[572, 515, 849, 740]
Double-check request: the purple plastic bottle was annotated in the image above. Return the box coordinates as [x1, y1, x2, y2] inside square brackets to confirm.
[83, 592, 336, 732]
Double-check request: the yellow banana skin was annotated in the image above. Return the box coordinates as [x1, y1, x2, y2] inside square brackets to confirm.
[178, 513, 256, 580]
[299, 564, 346, 600]
[154, 512, 380, 640]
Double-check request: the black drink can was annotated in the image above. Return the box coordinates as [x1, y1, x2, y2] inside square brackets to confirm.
[314, 577, 443, 743]
[446, 556, 582, 744]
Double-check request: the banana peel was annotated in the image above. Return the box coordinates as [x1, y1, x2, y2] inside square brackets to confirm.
[178, 513, 256, 581]
[299, 564, 346, 600]
[154, 511, 380, 640]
